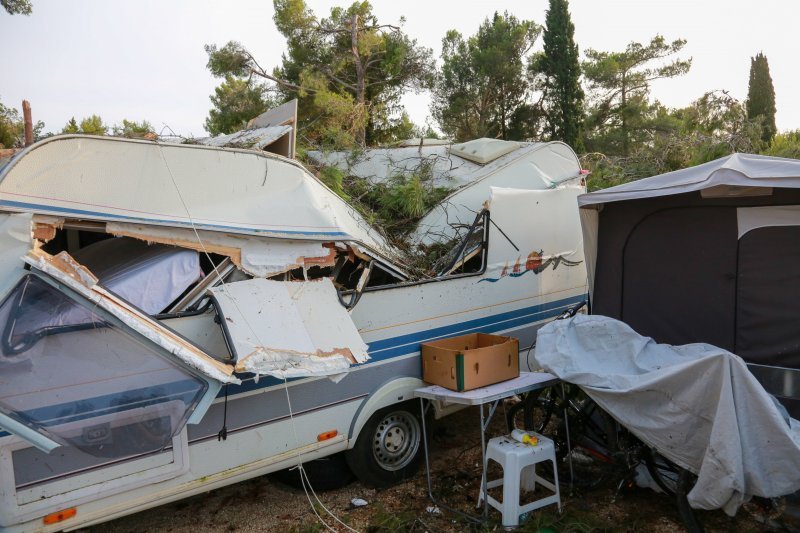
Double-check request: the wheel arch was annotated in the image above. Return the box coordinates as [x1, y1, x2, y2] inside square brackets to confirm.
[347, 376, 424, 447]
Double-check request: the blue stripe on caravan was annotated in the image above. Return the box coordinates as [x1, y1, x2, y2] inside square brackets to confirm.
[366, 294, 585, 360]
[0, 199, 349, 237]
[224, 294, 586, 396]
[0, 294, 586, 437]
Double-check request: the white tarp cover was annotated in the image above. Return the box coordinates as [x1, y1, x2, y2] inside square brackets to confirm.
[74, 237, 202, 314]
[535, 315, 800, 515]
[211, 278, 369, 379]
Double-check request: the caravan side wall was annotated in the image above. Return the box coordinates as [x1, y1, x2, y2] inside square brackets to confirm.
[0, 190, 587, 532]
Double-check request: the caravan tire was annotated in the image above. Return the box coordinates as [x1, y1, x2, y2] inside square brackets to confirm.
[346, 401, 424, 488]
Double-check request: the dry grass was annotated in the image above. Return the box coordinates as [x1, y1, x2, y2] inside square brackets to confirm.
[94, 407, 797, 533]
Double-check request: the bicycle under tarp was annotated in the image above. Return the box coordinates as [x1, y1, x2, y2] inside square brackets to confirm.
[505, 383, 703, 532]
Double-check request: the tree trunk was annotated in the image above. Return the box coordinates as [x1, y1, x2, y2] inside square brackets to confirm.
[351, 13, 367, 147]
[22, 100, 33, 147]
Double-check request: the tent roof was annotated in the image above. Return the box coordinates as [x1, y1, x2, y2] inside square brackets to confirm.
[579, 153, 800, 208]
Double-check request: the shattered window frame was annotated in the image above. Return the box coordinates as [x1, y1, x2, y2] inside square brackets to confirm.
[0, 271, 219, 456]
[359, 209, 490, 294]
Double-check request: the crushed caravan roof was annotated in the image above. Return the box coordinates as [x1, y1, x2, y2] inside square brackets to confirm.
[308, 138, 578, 189]
[309, 139, 583, 245]
[191, 125, 292, 150]
[0, 135, 399, 263]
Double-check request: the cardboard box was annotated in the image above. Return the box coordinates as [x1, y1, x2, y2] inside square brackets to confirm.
[421, 333, 520, 392]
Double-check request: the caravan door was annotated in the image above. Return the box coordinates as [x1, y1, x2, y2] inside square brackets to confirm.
[0, 251, 236, 527]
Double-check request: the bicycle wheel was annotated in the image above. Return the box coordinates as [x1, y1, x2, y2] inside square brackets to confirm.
[644, 449, 680, 497]
[505, 387, 557, 434]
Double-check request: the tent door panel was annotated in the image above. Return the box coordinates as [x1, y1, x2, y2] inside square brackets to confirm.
[736, 225, 800, 368]
[621, 207, 737, 349]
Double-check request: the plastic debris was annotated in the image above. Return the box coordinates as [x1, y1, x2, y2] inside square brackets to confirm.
[350, 498, 368, 508]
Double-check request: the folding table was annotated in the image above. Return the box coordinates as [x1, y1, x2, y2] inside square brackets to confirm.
[414, 371, 569, 522]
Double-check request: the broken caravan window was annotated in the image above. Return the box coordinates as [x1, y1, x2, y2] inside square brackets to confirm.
[0, 272, 223, 458]
[332, 208, 489, 301]
[37, 227, 238, 363]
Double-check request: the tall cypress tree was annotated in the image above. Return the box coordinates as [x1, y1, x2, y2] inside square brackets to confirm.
[746, 52, 777, 144]
[538, 0, 584, 149]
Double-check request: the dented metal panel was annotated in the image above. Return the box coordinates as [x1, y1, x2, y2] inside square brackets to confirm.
[211, 278, 369, 379]
[0, 136, 399, 264]
[193, 125, 292, 150]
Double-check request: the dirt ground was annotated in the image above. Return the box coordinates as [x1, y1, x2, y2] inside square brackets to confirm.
[93, 406, 797, 533]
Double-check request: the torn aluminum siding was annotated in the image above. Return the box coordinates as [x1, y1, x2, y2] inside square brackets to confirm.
[106, 222, 337, 278]
[309, 139, 583, 246]
[191, 125, 292, 151]
[0, 135, 401, 265]
[211, 278, 369, 379]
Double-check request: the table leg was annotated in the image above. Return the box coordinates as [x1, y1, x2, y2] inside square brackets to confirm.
[420, 398, 434, 504]
[562, 382, 574, 496]
[479, 403, 488, 518]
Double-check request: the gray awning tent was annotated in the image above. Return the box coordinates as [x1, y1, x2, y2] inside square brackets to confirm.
[579, 153, 800, 414]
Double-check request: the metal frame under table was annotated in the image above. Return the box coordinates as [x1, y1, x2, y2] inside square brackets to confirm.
[414, 372, 561, 523]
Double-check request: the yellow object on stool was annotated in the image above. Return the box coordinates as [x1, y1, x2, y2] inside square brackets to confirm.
[482, 434, 561, 527]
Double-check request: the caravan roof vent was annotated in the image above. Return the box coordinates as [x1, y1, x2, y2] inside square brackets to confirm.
[449, 138, 521, 164]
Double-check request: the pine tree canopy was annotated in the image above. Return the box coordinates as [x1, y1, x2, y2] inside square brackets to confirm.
[746, 52, 777, 144]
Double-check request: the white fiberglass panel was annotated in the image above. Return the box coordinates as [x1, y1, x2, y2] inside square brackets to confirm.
[211, 278, 369, 378]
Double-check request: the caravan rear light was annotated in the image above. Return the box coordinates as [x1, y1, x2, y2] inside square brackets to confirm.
[317, 430, 338, 441]
[43, 507, 77, 525]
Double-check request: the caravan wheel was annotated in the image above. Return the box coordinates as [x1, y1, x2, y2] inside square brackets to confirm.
[346, 402, 424, 488]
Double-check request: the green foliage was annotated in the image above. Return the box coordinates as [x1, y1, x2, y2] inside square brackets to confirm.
[318, 165, 347, 198]
[583, 91, 763, 191]
[61, 115, 109, 136]
[368, 111, 420, 146]
[78, 115, 107, 136]
[582, 35, 691, 156]
[536, 0, 584, 149]
[746, 52, 777, 144]
[318, 158, 450, 245]
[206, 0, 433, 149]
[0, 101, 23, 148]
[62, 117, 79, 134]
[764, 130, 800, 159]
[204, 76, 273, 135]
[204, 42, 252, 78]
[113, 119, 155, 138]
[432, 12, 542, 141]
[1, 0, 31, 15]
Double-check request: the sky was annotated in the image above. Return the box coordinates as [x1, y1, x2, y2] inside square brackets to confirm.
[1, 0, 798, 138]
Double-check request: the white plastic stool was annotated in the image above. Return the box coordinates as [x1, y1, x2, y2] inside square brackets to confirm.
[481, 434, 561, 527]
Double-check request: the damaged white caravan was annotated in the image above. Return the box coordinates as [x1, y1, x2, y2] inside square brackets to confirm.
[0, 135, 586, 532]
